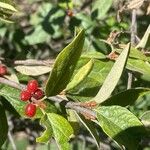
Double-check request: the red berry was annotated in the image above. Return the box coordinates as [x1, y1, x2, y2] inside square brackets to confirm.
[20, 90, 31, 101]
[0, 65, 7, 76]
[27, 80, 38, 93]
[67, 10, 73, 17]
[25, 103, 36, 117]
[33, 89, 44, 100]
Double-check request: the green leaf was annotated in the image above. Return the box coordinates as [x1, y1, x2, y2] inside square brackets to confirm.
[65, 60, 94, 92]
[15, 66, 52, 76]
[101, 88, 150, 106]
[0, 104, 8, 148]
[136, 25, 150, 49]
[115, 47, 147, 61]
[92, 0, 113, 19]
[37, 113, 74, 150]
[36, 115, 53, 143]
[66, 58, 113, 102]
[45, 29, 85, 96]
[76, 113, 100, 149]
[81, 51, 106, 59]
[127, 58, 150, 81]
[96, 106, 146, 150]
[140, 111, 150, 129]
[0, 1, 17, 12]
[25, 25, 50, 45]
[94, 43, 131, 104]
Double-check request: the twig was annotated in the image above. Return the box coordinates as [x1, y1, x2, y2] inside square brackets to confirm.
[127, 9, 137, 89]
[0, 77, 25, 90]
[0, 77, 96, 119]
[48, 96, 96, 119]
[14, 59, 54, 66]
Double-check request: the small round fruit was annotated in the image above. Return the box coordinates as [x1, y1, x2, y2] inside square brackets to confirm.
[25, 103, 36, 117]
[0, 65, 7, 76]
[67, 10, 73, 17]
[33, 89, 44, 100]
[20, 90, 31, 101]
[27, 80, 38, 93]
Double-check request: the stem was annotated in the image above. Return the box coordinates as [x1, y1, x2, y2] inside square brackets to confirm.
[0, 77, 25, 90]
[127, 9, 137, 89]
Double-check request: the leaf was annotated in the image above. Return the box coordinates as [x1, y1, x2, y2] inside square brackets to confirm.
[25, 25, 51, 45]
[45, 29, 85, 96]
[101, 88, 150, 106]
[140, 111, 150, 128]
[15, 65, 52, 76]
[0, 1, 17, 12]
[65, 60, 94, 92]
[94, 43, 131, 104]
[0, 105, 8, 148]
[92, 0, 113, 19]
[75, 113, 100, 149]
[127, 58, 150, 80]
[81, 51, 106, 59]
[96, 106, 146, 150]
[37, 113, 74, 150]
[136, 25, 150, 49]
[66, 58, 114, 102]
[36, 115, 53, 143]
[115, 47, 147, 61]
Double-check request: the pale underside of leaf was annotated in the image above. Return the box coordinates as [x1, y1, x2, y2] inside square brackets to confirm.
[15, 66, 51, 76]
[94, 43, 131, 104]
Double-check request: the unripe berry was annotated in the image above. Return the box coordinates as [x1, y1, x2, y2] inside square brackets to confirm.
[25, 103, 36, 117]
[0, 65, 7, 76]
[20, 90, 31, 101]
[33, 89, 44, 100]
[27, 80, 38, 93]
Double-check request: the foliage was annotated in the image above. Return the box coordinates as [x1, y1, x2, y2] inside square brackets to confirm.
[0, 0, 150, 150]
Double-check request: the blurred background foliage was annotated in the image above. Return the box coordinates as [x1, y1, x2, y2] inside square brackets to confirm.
[1, 0, 150, 149]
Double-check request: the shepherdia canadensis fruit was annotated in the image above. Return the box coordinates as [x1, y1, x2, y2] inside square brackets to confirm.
[25, 103, 36, 117]
[20, 80, 44, 117]
[27, 80, 39, 93]
[0, 65, 7, 76]
[33, 89, 44, 100]
[20, 90, 31, 101]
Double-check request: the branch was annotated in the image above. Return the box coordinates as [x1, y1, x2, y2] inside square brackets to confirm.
[0, 77, 96, 119]
[48, 96, 96, 119]
[0, 77, 25, 90]
[127, 9, 137, 89]
[0, 58, 55, 66]
[14, 59, 55, 66]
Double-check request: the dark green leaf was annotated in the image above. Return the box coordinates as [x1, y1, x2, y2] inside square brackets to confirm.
[101, 88, 150, 106]
[0, 104, 8, 148]
[45, 29, 85, 96]
[96, 106, 146, 150]
[94, 43, 131, 104]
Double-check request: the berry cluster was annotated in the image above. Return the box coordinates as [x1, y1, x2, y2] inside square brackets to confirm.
[0, 65, 7, 76]
[20, 80, 44, 118]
